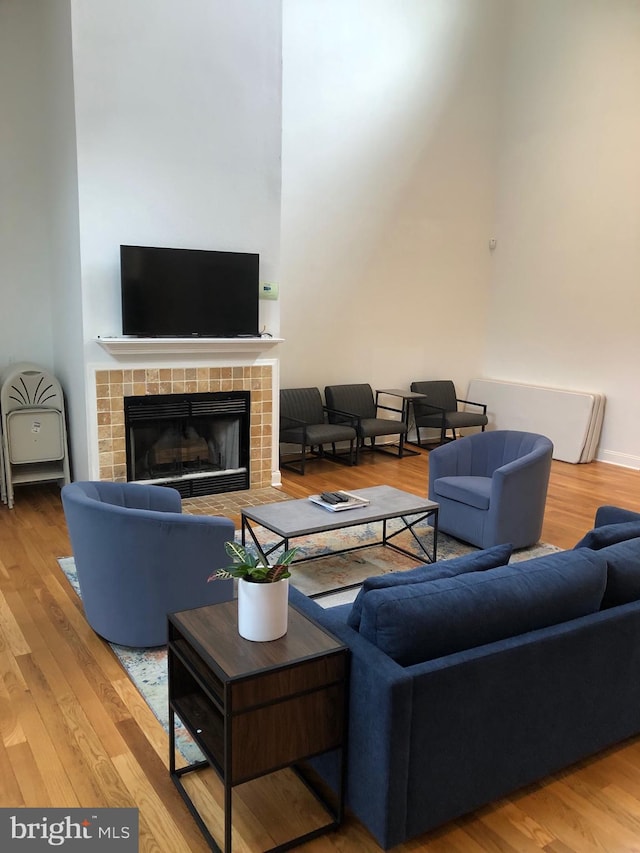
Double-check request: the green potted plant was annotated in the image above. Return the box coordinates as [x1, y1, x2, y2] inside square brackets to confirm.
[208, 542, 298, 641]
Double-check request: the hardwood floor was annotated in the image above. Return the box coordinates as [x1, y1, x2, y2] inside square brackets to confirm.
[1, 450, 640, 851]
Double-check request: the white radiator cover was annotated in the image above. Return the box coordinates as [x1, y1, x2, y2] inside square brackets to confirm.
[467, 379, 605, 464]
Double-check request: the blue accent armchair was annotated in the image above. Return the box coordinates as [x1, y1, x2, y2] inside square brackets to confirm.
[61, 481, 235, 647]
[428, 430, 553, 549]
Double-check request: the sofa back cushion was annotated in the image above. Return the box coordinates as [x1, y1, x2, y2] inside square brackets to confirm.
[598, 536, 640, 607]
[574, 520, 640, 550]
[347, 544, 513, 630]
[358, 550, 607, 666]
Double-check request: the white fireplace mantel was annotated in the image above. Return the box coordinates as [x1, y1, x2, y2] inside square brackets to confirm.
[91, 342, 282, 490]
[96, 336, 284, 358]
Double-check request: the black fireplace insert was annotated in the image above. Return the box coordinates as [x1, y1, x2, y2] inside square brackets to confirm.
[124, 391, 250, 497]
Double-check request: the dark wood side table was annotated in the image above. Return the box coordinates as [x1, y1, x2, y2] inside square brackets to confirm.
[168, 601, 349, 852]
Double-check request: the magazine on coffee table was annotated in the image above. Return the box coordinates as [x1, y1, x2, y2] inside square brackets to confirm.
[308, 490, 370, 512]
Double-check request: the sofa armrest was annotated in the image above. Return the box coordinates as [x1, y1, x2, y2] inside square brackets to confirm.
[595, 505, 640, 528]
[456, 397, 487, 415]
[325, 405, 362, 430]
[323, 406, 358, 429]
[279, 412, 308, 429]
[289, 587, 414, 849]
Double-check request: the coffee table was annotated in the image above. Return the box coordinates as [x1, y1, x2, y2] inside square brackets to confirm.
[241, 486, 439, 585]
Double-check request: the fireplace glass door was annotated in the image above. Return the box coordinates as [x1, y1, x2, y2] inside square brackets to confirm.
[124, 392, 250, 497]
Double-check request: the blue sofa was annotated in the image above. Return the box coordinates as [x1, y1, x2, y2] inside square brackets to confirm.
[289, 505, 640, 849]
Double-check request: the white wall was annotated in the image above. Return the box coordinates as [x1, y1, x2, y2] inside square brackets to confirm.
[40, 0, 85, 479]
[486, 0, 640, 467]
[0, 0, 55, 368]
[3, 1, 640, 475]
[64, 0, 283, 478]
[280, 0, 508, 393]
[70, 0, 282, 351]
[1, 0, 283, 483]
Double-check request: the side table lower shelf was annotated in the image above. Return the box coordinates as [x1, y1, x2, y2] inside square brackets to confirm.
[168, 601, 350, 852]
[170, 748, 344, 853]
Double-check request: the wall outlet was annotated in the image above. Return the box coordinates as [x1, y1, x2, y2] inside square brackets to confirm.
[260, 282, 279, 300]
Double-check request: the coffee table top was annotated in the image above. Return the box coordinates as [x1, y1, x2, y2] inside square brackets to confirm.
[241, 485, 438, 538]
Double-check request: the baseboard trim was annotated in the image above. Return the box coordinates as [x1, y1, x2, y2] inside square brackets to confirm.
[596, 449, 640, 470]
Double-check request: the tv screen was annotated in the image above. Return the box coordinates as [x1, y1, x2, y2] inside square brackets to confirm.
[120, 245, 259, 338]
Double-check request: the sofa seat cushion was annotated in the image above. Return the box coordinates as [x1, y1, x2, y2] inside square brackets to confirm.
[432, 476, 492, 510]
[280, 423, 356, 445]
[358, 549, 607, 666]
[360, 417, 408, 437]
[346, 543, 513, 630]
[574, 520, 640, 550]
[598, 537, 640, 607]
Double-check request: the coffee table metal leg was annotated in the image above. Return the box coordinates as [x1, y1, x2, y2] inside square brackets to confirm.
[242, 514, 288, 565]
[432, 510, 439, 561]
[382, 509, 438, 563]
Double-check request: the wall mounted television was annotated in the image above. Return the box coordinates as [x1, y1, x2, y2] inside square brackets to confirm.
[120, 245, 260, 338]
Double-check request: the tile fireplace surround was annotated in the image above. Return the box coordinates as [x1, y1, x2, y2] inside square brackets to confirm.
[95, 364, 274, 489]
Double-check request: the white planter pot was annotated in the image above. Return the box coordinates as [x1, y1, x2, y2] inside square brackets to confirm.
[237, 577, 289, 642]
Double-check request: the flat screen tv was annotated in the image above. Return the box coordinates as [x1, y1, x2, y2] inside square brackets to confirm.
[120, 245, 259, 338]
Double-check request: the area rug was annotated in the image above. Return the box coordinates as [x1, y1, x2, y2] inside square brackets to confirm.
[57, 529, 561, 765]
[237, 520, 560, 602]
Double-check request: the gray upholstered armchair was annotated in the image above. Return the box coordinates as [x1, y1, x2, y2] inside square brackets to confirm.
[61, 481, 235, 646]
[410, 379, 488, 446]
[324, 383, 408, 458]
[279, 387, 357, 474]
[428, 430, 553, 549]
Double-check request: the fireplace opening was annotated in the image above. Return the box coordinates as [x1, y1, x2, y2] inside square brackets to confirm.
[124, 391, 250, 497]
